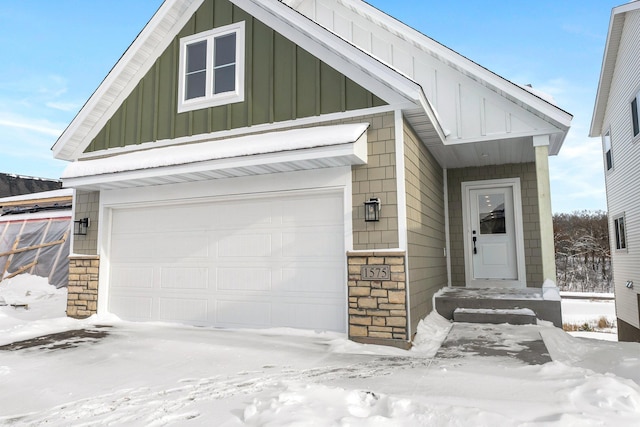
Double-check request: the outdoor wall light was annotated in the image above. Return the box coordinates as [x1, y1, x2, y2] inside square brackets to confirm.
[74, 217, 90, 236]
[364, 198, 381, 222]
[626, 280, 634, 289]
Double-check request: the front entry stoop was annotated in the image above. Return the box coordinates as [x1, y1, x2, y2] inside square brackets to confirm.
[434, 287, 562, 327]
[453, 307, 537, 325]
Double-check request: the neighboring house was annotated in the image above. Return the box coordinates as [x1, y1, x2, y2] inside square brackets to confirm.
[53, 0, 571, 347]
[590, 1, 640, 342]
[0, 189, 73, 288]
[0, 173, 62, 198]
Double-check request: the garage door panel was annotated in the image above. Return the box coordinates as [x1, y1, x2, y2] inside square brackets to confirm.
[281, 193, 342, 225]
[160, 267, 209, 290]
[158, 297, 208, 323]
[218, 267, 272, 291]
[272, 301, 345, 330]
[111, 266, 154, 289]
[160, 204, 214, 230]
[108, 190, 346, 332]
[112, 209, 157, 234]
[216, 299, 271, 326]
[280, 266, 343, 293]
[282, 229, 343, 257]
[154, 233, 210, 259]
[110, 295, 153, 321]
[216, 201, 274, 227]
[217, 233, 273, 257]
[111, 235, 155, 261]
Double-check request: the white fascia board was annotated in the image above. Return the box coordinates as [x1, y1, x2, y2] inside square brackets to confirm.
[62, 143, 365, 189]
[61, 123, 369, 188]
[232, 0, 423, 106]
[336, 0, 572, 131]
[589, 4, 639, 137]
[52, 0, 205, 161]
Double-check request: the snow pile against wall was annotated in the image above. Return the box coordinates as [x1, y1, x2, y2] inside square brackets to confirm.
[0, 213, 71, 288]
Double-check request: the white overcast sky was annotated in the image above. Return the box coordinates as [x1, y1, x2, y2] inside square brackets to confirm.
[0, 0, 622, 213]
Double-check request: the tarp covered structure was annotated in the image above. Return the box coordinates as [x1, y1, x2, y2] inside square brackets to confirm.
[0, 190, 72, 288]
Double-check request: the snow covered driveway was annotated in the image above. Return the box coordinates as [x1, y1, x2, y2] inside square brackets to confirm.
[1, 275, 640, 426]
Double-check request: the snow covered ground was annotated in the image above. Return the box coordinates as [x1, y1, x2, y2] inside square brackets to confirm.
[1, 275, 639, 426]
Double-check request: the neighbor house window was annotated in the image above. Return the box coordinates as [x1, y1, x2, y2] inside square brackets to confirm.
[614, 214, 627, 250]
[178, 22, 245, 113]
[633, 93, 640, 137]
[603, 129, 613, 171]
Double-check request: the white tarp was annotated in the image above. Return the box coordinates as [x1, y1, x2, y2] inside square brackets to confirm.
[0, 212, 71, 288]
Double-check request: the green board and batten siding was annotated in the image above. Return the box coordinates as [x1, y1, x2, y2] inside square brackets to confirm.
[86, 0, 386, 153]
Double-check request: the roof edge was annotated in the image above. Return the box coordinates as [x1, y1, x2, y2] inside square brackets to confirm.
[590, 1, 640, 137]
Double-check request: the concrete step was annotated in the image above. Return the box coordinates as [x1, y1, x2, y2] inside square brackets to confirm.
[453, 307, 537, 325]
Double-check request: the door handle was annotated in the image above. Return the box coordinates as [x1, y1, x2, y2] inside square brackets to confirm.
[472, 230, 477, 254]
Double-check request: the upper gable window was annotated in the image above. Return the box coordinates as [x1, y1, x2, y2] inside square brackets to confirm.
[178, 22, 245, 113]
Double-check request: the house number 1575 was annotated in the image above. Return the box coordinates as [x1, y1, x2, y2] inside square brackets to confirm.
[360, 265, 391, 281]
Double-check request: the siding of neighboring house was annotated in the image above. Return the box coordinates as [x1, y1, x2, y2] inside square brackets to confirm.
[84, 0, 385, 153]
[447, 163, 543, 287]
[600, 9, 640, 335]
[403, 120, 447, 334]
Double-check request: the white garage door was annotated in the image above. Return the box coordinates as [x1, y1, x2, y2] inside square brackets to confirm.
[107, 191, 346, 331]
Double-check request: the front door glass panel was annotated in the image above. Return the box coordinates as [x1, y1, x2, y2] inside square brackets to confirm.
[478, 193, 506, 234]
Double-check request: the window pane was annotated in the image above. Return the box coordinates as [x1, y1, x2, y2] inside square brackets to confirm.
[214, 64, 235, 94]
[478, 193, 506, 234]
[619, 217, 626, 249]
[215, 33, 236, 66]
[604, 131, 612, 170]
[633, 98, 639, 137]
[187, 41, 207, 73]
[186, 71, 206, 100]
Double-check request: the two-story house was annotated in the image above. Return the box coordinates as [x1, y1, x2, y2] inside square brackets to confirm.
[591, 1, 640, 342]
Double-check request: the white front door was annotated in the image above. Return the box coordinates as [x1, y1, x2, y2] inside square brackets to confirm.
[462, 179, 526, 288]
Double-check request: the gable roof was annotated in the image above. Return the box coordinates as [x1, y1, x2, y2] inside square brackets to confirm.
[283, 0, 572, 155]
[52, 0, 439, 162]
[590, 1, 640, 137]
[53, 0, 572, 169]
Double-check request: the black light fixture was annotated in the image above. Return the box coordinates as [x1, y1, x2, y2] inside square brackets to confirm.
[364, 197, 381, 222]
[74, 217, 90, 236]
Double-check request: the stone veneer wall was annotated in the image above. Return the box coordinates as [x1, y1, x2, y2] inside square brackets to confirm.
[67, 255, 99, 318]
[447, 163, 543, 287]
[347, 250, 409, 349]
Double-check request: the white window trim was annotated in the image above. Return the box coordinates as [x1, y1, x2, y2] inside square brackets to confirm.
[614, 213, 627, 251]
[178, 21, 245, 113]
[631, 90, 640, 140]
[603, 127, 613, 172]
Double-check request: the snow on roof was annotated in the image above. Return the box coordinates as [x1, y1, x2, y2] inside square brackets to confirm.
[62, 123, 369, 179]
[0, 189, 73, 204]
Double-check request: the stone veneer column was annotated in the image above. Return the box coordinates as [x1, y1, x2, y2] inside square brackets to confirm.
[67, 255, 99, 318]
[347, 250, 410, 349]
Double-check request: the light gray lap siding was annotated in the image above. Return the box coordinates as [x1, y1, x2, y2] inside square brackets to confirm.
[403, 121, 447, 334]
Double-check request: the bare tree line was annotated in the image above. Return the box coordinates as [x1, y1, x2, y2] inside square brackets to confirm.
[553, 210, 612, 293]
